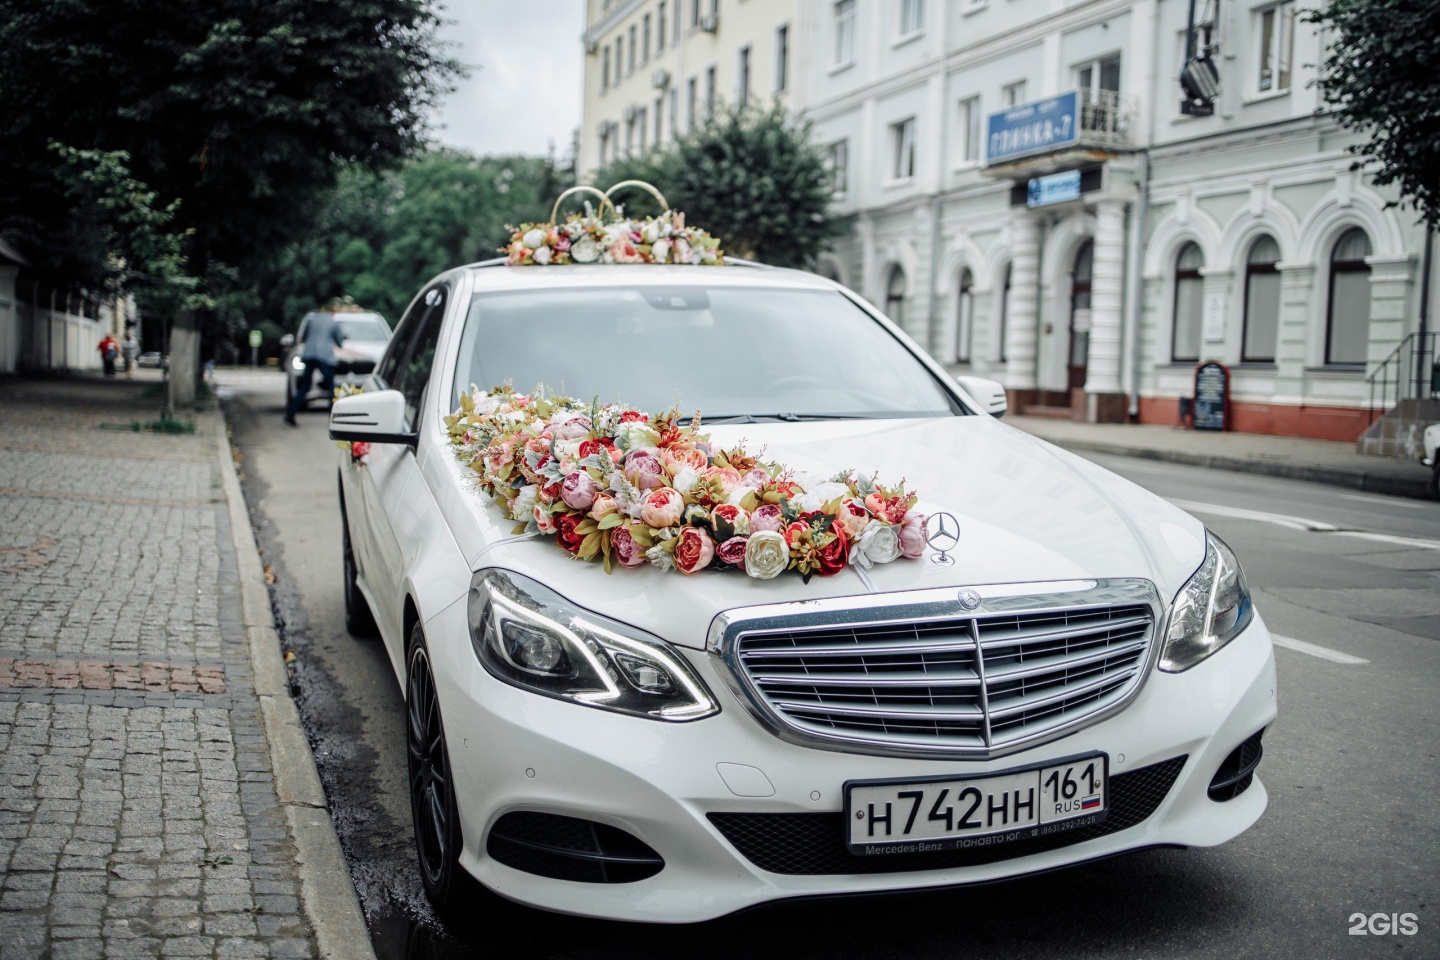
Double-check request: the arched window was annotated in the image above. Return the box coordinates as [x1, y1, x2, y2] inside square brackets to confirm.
[885, 265, 906, 328]
[1326, 228, 1372, 366]
[1171, 242, 1204, 362]
[997, 264, 1011, 362]
[955, 268, 974, 363]
[1242, 235, 1281, 363]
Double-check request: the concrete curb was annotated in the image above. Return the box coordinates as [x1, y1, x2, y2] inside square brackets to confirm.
[214, 408, 377, 960]
[1040, 436, 1436, 501]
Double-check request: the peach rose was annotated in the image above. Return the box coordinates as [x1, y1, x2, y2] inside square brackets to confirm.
[640, 487, 685, 528]
[833, 498, 871, 540]
[673, 527, 715, 575]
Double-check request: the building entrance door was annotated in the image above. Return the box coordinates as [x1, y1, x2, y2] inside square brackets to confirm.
[1069, 239, 1093, 393]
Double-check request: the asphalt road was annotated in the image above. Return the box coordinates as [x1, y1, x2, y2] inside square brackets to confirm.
[217, 369, 1440, 960]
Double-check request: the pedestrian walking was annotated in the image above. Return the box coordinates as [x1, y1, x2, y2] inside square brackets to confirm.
[121, 330, 139, 378]
[97, 333, 119, 377]
[284, 311, 345, 426]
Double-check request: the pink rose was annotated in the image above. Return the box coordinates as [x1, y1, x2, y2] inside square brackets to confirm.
[609, 238, 644, 263]
[673, 527, 715, 575]
[534, 505, 558, 535]
[750, 503, 784, 533]
[611, 526, 646, 568]
[716, 536, 749, 566]
[560, 471, 599, 510]
[710, 503, 750, 540]
[624, 451, 666, 490]
[865, 492, 909, 525]
[550, 412, 592, 441]
[704, 466, 742, 495]
[640, 487, 685, 528]
[899, 510, 927, 559]
[834, 498, 871, 540]
[554, 236, 571, 253]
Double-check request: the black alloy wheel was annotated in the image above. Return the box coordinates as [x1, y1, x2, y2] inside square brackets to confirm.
[338, 482, 377, 636]
[406, 629, 472, 913]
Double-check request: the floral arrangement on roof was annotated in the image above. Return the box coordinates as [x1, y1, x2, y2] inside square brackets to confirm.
[501, 180, 723, 267]
[444, 386, 927, 581]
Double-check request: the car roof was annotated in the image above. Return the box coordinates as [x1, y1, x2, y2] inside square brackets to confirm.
[460, 262, 843, 294]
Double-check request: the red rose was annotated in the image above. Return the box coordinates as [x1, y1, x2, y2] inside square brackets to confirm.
[716, 536, 749, 566]
[673, 527, 715, 575]
[815, 527, 849, 577]
[578, 437, 621, 464]
[783, 521, 809, 547]
[350, 442, 371, 462]
[555, 513, 585, 555]
[619, 410, 649, 423]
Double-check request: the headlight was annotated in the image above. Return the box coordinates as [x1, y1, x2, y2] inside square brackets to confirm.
[290, 355, 304, 372]
[1160, 532, 1255, 672]
[468, 569, 718, 721]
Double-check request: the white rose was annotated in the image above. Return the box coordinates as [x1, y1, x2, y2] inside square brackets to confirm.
[532, 245, 552, 265]
[553, 438, 583, 461]
[672, 466, 699, 494]
[851, 522, 902, 569]
[810, 481, 848, 504]
[522, 228, 546, 249]
[472, 393, 500, 416]
[509, 484, 539, 520]
[726, 484, 757, 506]
[614, 420, 661, 452]
[744, 531, 790, 580]
[642, 220, 662, 244]
[571, 236, 600, 263]
[652, 237, 672, 263]
[791, 493, 824, 514]
[646, 545, 675, 571]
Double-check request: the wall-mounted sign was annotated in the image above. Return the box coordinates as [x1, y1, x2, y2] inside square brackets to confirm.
[1193, 361, 1230, 431]
[986, 91, 1079, 166]
[1203, 291, 1226, 342]
[1027, 170, 1082, 207]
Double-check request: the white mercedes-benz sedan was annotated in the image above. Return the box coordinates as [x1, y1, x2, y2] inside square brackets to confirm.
[330, 260, 1276, 923]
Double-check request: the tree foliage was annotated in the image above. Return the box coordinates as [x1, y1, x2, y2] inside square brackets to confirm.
[1308, 0, 1440, 227]
[597, 101, 840, 267]
[250, 148, 570, 333]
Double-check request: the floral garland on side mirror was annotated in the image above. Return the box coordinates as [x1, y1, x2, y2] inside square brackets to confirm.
[333, 384, 370, 465]
[445, 386, 927, 581]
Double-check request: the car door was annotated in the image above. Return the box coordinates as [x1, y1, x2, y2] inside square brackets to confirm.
[360, 284, 449, 650]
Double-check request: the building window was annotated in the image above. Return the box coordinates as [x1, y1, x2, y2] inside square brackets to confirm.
[643, 14, 652, 64]
[602, 47, 611, 92]
[637, 107, 648, 152]
[775, 24, 789, 93]
[675, 2, 682, 44]
[615, 39, 624, 84]
[886, 266, 907, 328]
[1242, 235, 1281, 362]
[654, 97, 664, 144]
[1255, 1, 1295, 94]
[1171, 242, 1204, 362]
[628, 25, 637, 75]
[705, 66, 716, 120]
[625, 114, 635, 155]
[691, 0, 701, 28]
[599, 125, 612, 165]
[1002, 80, 1027, 107]
[737, 45, 751, 102]
[900, 0, 924, 36]
[658, 2, 666, 52]
[956, 269, 974, 363]
[957, 96, 980, 166]
[687, 76, 698, 130]
[1076, 54, 1121, 95]
[890, 117, 916, 180]
[828, 140, 849, 197]
[1326, 228, 1372, 366]
[668, 88, 679, 141]
[834, 0, 855, 66]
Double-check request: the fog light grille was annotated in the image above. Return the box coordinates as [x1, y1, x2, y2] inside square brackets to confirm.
[486, 811, 663, 883]
[1207, 729, 1264, 802]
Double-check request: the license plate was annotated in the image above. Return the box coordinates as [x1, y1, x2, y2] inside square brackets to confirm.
[844, 753, 1108, 855]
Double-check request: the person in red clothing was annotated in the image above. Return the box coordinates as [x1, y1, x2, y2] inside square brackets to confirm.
[97, 334, 119, 377]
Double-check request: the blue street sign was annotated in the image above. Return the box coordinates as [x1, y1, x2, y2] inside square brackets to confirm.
[986, 91, 1079, 165]
[1027, 169, 1082, 207]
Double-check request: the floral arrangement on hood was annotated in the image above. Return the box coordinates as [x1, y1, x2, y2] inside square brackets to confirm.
[333, 384, 370, 465]
[503, 206, 723, 267]
[445, 386, 927, 581]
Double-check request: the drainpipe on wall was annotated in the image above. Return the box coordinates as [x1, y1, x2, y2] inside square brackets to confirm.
[1124, 150, 1151, 419]
[927, 194, 944, 357]
[1417, 226, 1432, 393]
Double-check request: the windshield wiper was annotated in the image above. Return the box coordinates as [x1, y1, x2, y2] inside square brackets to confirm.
[694, 413, 875, 424]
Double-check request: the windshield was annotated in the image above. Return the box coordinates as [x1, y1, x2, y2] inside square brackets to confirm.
[452, 285, 960, 419]
[336, 315, 390, 341]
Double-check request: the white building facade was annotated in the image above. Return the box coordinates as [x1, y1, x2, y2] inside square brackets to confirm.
[801, 0, 1431, 440]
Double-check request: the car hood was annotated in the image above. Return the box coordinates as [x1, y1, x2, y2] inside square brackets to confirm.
[446, 416, 1205, 651]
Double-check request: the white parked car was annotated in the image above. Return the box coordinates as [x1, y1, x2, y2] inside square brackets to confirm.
[330, 262, 1276, 923]
[281, 309, 391, 408]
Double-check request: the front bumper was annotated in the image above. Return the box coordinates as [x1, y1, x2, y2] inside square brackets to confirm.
[424, 598, 1277, 923]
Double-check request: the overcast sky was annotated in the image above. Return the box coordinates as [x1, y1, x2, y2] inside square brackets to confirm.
[427, 1, 586, 159]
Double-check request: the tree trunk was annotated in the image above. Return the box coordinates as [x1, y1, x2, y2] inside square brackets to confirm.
[168, 308, 198, 413]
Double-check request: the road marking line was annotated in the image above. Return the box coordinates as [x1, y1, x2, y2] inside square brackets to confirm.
[1168, 499, 1339, 532]
[1338, 493, 1428, 510]
[1271, 635, 1369, 665]
[1333, 531, 1440, 552]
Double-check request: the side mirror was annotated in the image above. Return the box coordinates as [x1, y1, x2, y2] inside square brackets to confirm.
[329, 390, 417, 447]
[280, 334, 296, 349]
[956, 375, 1008, 418]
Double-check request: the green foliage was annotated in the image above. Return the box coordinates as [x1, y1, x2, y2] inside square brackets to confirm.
[251, 148, 570, 331]
[596, 101, 840, 267]
[1307, 0, 1440, 228]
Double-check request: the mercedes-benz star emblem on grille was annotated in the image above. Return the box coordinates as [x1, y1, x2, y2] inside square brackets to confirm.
[956, 588, 981, 610]
[925, 512, 960, 565]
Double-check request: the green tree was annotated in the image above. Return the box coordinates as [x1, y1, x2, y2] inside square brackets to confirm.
[597, 101, 840, 267]
[0, 0, 460, 405]
[1308, 0, 1440, 227]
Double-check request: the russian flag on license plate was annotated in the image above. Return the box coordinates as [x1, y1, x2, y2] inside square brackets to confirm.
[1081, 796, 1101, 810]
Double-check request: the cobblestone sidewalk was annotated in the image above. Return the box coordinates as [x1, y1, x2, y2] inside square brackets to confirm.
[0, 376, 318, 960]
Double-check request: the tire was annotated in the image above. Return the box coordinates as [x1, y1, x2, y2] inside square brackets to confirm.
[339, 482, 378, 637]
[406, 627, 476, 915]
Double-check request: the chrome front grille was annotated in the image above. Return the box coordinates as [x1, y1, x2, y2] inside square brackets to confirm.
[708, 580, 1160, 759]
